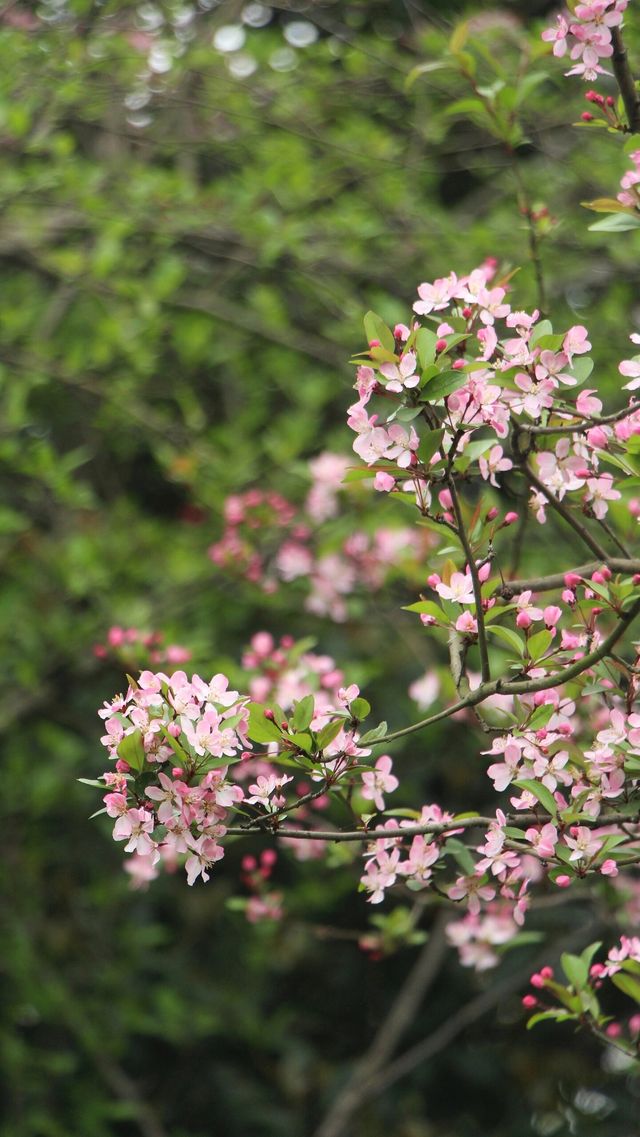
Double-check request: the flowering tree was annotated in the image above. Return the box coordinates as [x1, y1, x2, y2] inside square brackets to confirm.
[87, 1, 640, 1104]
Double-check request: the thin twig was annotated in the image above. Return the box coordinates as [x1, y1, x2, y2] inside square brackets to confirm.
[522, 401, 640, 436]
[448, 478, 491, 682]
[524, 465, 610, 561]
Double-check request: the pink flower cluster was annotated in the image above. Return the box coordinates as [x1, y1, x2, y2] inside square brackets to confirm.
[208, 454, 433, 621]
[542, 2, 628, 82]
[99, 669, 249, 887]
[93, 625, 192, 667]
[346, 263, 640, 539]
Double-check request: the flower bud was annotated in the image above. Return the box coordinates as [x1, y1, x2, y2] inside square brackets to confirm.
[522, 995, 538, 1008]
[171, 767, 183, 778]
[486, 506, 499, 521]
[264, 709, 275, 721]
[462, 307, 473, 319]
[562, 589, 576, 605]
[555, 874, 571, 888]
[580, 112, 594, 122]
[115, 759, 131, 773]
[435, 338, 448, 353]
[452, 358, 465, 370]
[504, 511, 519, 526]
[564, 572, 581, 588]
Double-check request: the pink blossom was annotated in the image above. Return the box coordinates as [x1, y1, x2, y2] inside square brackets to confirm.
[435, 571, 476, 605]
[361, 755, 399, 812]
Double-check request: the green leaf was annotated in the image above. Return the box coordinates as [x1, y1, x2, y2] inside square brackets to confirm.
[358, 721, 388, 746]
[582, 197, 638, 214]
[77, 778, 107, 789]
[158, 724, 192, 767]
[116, 728, 146, 774]
[561, 951, 589, 990]
[514, 778, 557, 817]
[422, 370, 467, 402]
[246, 704, 283, 745]
[486, 624, 525, 657]
[363, 311, 395, 353]
[349, 697, 371, 721]
[292, 694, 315, 732]
[403, 600, 443, 621]
[418, 427, 444, 465]
[527, 702, 557, 730]
[316, 718, 345, 751]
[445, 837, 476, 874]
[611, 972, 640, 1004]
[527, 1010, 576, 1029]
[288, 731, 313, 755]
[589, 212, 640, 232]
[415, 328, 437, 368]
[565, 356, 593, 385]
[527, 629, 553, 661]
[342, 467, 375, 483]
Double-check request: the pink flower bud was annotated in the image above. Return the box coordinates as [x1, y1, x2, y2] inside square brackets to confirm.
[629, 499, 640, 518]
[516, 610, 532, 629]
[544, 605, 562, 628]
[575, 468, 591, 479]
[606, 95, 615, 107]
[242, 855, 257, 871]
[115, 759, 131, 773]
[606, 1022, 622, 1039]
[504, 511, 519, 526]
[462, 307, 473, 318]
[530, 972, 545, 989]
[427, 574, 441, 589]
[600, 859, 618, 876]
[171, 767, 183, 778]
[241, 751, 253, 761]
[555, 874, 571, 888]
[562, 589, 576, 605]
[580, 112, 594, 122]
[590, 963, 605, 978]
[368, 339, 381, 349]
[438, 489, 453, 510]
[591, 571, 606, 585]
[452, 358, 465, 370]
[585, 89, 604, 105]
[435, 338, 447, 353]
[264, 709, 275, 721]
[478, 562, 491, 582]
[522, 994, 538, 1008]
[280, 634, 294, 649]
[564, 573, 582, 588]
[540, 967, 554, 980]
[599, 565, 612, 581]
[486, 507, 499, 521]
[586, 426, 608, 448]
[634, 574, 640, 585]
[421, 613, 437, 626]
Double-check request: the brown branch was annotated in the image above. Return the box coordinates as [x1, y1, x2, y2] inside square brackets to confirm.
[448, 478, 491, 682]
[224, 811, 640, 844]
[523, 465, 609, 561]
[373, 596, 640, 745]
[361, 924, 599, 1102]
[312, 913, 450, 1137]
[522, 400, 640, 437]
[611, 26, 640, 134]
[495, 558, 640, 598]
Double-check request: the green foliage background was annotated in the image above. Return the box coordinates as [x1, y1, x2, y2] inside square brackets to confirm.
[2, 2, 640, 1134]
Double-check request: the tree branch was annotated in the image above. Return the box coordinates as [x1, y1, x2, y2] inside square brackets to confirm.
[312, 913, 450, 1137]
[495, 558, 640, 598]
[611, 26, 640, 134]
[523, 465, 609, 561]
[448, 478, 491, 682]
